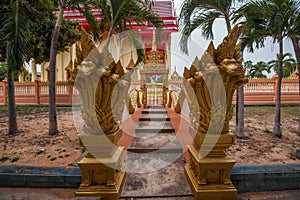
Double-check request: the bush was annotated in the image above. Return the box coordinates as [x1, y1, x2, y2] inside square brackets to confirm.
[0, 63, 6, 81]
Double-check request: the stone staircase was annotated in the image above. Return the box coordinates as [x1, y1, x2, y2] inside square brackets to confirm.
[122, 105, 192, 198]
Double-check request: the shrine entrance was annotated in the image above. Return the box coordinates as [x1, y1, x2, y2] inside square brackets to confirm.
[146, 83, 163, 105]
[140, 71, 168, 105]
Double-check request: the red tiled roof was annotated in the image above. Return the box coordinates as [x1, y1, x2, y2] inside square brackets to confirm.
[61, 0, 177, 32]
[152, 0, 175, 18]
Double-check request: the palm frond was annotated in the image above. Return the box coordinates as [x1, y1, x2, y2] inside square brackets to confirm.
[78, 4, 101, 41]
[241, 28, 268, 53]
[125, 30, 144, 67]
[192, 11, 222, 40]
[1, 1, 31, 73]
[178, 0, 236, 54]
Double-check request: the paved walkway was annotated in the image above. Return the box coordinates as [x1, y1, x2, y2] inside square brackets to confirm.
[122, 105, 190, 197]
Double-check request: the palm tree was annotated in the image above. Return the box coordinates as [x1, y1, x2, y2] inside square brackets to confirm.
[248, 61, 271, 78]
[1, 0, 32, 134]
[48, 0, 64, 135]
[237, 0, 300, 137]
[48, 0, 163, 135]
[269, 53, 297, 78]
[244, 60, 253, 77]
[178, 0, 247, 138]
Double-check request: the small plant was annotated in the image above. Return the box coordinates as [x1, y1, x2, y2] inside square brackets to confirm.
[11, 157, 20, 163]
[50, 157, 57, 161]
[16, 105, 21, 111]
[36, 148, 45, 155]
[263, 127, 272, 133]
[0, 156, 10, 162]
[0, 106, 8, 112]
[235, 148, 241, 151]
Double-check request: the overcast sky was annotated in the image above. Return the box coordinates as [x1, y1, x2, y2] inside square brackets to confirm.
[170, 0, 296, 77]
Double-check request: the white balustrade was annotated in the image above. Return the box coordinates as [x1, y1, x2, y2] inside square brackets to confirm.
[282, 82, 299, 92]
[14, 84, 35, 95]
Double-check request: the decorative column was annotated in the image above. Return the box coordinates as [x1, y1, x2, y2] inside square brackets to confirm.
[18, 72, 24, 82]
[70, 29, 127, 200]
[183, 26, 248, 200]
[40, 62, 47, 82]
[140, 84, 147, 106]
[31, 60, 37, 82]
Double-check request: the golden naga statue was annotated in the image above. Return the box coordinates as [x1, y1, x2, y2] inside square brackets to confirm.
[182, 26, 248, 135]
[70, 28, 131, 136]
[140, 84, 147, 105]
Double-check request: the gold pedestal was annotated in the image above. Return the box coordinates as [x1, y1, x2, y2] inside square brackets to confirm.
[76, 130, 125, 200]
[185, 133, 237, 200]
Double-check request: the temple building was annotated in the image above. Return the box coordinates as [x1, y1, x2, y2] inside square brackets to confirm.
[24, 0, 178, 84]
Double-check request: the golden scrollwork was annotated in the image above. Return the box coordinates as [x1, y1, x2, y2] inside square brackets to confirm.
[129, 89, 141, 111]
[70, 29, 132, 135]
[166, 90, 179, 109]
[167, 91, 172, 107]
[96, 61, 129, 133]
[72, 29, 129, 199]
[140, 84, 147, 105]
[163, 86, 168, 105]
[174, 88, 184, 113]
[70, 28, 95, 85]
[135, 89, 141, 108]
[111, 67, 132, 125]
[184, 27, 244, 200]
[128, 97, 135, 114]
[183, 25, 248, 135]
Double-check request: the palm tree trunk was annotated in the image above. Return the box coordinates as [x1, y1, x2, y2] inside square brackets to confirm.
[49, 5, 64, 135]
[273, 37, 283, 138]
[291, 38, 300, 136]
[225, 15, 231, 33]
[7, 59, 18, 135]
[236, 89, 239, 128]
[235, 85, 245, 138]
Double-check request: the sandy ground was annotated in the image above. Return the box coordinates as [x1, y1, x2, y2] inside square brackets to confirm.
[227, 107, 300, 165]
[0, 107, 299, 167]
[0, 110, 82, 167]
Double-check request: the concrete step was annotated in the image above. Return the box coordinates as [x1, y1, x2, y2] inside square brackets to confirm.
[135, 128, 175, 134]
[135, 121, 175, 133]
[139, 117, 170, 121]
[127, 148, 183, 154]
[144, 105, 165, 109]
[137, 121, 174, 127]
[142, 110, 167, 114]
[129, 133, 181, 150]
[140, 113, 169, 118]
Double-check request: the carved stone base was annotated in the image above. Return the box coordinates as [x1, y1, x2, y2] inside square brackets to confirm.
[76, 133, 125, 200]
[185, 133, 237, 200]
[76, 172, 125, 200]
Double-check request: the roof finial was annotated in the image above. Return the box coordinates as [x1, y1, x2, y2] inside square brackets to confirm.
[151, 27, 157, 52]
